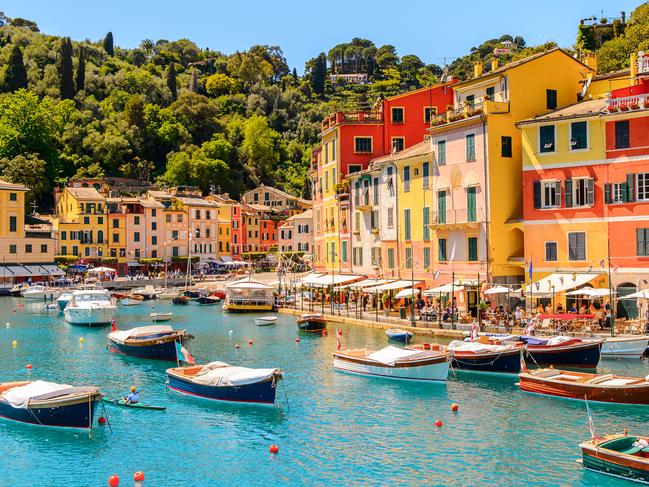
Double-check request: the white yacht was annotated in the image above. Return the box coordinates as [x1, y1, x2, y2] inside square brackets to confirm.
[56, 290, 75, 310]
[64, 290, 117, 326]
[22, 285, 61, 300]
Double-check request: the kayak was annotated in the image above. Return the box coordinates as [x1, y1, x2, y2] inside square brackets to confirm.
[101, 398, 166, 411]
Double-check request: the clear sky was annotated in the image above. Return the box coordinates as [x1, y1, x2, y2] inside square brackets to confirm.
[1, 0, 641, 71]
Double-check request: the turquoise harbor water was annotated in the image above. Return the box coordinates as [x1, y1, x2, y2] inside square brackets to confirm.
[0, 298, 648, 486]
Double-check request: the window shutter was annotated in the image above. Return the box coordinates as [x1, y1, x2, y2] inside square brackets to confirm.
[533, 181, 542, 209]
[554, 181, 562, 207]
[587, 178, 594, 205]
[604, 184, 611, 204]
[565, 179, 573, 207]
[637, 229, 645, 256]
[578, 233, 586, 260]
[627, 174, 636, 202]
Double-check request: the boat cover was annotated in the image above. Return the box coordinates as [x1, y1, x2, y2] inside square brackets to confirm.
[193, 362, 278, 387]
[3, 381, 74, 409]
[109, 325, 174, 342]
[448, 341, 513, 353]
[546, 336, 575, 346]
[367, 346, 433, 366]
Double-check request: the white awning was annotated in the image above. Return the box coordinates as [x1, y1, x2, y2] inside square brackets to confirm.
[336, 278, 390, 290]
[620, 289, 649, 299]
[305, 274, 364, 288]
[4, 266, 32, 277]
[363, 280, 421, 293]
[484, 285, 511, 295]
[394, 287, 424, 299]
[524, 272, 601, 294]
[299, 273, 327, 285]
[39, 265, 64, 276]
[423, 283, 465, 295]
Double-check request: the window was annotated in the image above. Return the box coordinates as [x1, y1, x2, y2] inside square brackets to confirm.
[466, 95, 475, 109]
[134, 232, 140, 242]
[166, 214, 171, 223]
[467, 187, 477, 221]
[437, 190, 447, 224]
[614, 120, 630, 149]
[467, 237, 478, 261]
[112, 219, 119, 228]
[371, 210, 379, 230]
[371, 247, 381, 266]
[9, 216, 16, 232]
[151, 250, 157, 258]
[9, 192, 16, 201]
[533, 180, 561, 209]
[152, 236, 157, 245]
[387, 207, 394, 228]
[392, 137, 404, 152]
[387, 248, 395, 269]
[639, 173, 649, 201]
[391, 107, 404, 123]
[501, 136, 512, 158]
[172, 246, 179, 257]
[98, 217, 103, 225]
[134, 216, 140, 225]
[373, 177, 379, 205]
[9, 244, 16, 254]
[134, 249, 141, 258]
[348, 164, 362, 174]
[423, 207, 430, 241]
[84, 216, 90, 225]
[423, 247, 431, 269]
[437, 140, 446, 165]
[72, 245, 78, 255]
[546, 89, 557, 110]
[545, 242, 558, 261]
[112, 233, 119, 243]
[341, 241, 348, 263]
[566, 178, 594, 207]
[172, 230, 178, 240]
[568, 232, 586, 261]
[152, 221, 157, 231]
[404, 209, 411, 240]
[466, 134, 475, 161]
[97, 230, 104, 244]
[176, 214, 183, 222]
[570, 121, 588, 150]
[438, 238, 447, 261]
[61, 231, 67, 240]
[405, 247, 412, 269]
[422, 162, 430, 189]
[637, 229, 649, 256]
[404, 166, 410, 192]
[61, 245, 67, 254]
[352, 247, 363, 266]
[331, 138, 336, 161]
[25, 244, 32, 253]
[608, 182, 627, 204]
[41, 244, 47, 253]
[354, 212, 361, 233]
[355, 137, 372, 153]
[540, 125, 555, 153]
[486, 86, 495, 100]
[424, 107, 436, 123]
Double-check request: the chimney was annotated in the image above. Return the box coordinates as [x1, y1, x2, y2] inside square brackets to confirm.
[583, 53, 597, 73]
[473, 61, 483, 78]
[491, 58, 499, 71]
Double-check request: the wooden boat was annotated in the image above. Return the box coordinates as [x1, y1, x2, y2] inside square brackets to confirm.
[120, 295, 144, 306]
[150, 312, 173, 322]
[601, 336, 649, 359]
[580, 433, 649, 484]
[173, 296, 190, 305]
[442, 340, 523, 373]
[333, 346, 449, 382]
[166, 362, 283, 406]
[182, 290, 203, 300]
[132, 285, 159, 300]
[522, 336, 602, 369]
[518, 368, 649, 404]
[386, 328, 414, 343]
[0, 380, 102, 428]
[255, 316, 277, 326]
[102, 397, 166, 411]
[197, 295, 220, 305]
[296, 313, 327, 332]
[108, 325, 193, 361]
[211, 290, 226, 300]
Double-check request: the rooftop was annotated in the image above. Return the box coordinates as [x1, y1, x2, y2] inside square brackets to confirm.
[371, 139, 432, 164]
[66, 187, 104, 200]
[0, 179, 28, 191]
[517, 99, 608, 125]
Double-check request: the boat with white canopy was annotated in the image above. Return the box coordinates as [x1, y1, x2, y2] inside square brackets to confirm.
[64, 289, 117, 326]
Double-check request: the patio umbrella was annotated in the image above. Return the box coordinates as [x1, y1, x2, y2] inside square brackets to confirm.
[483, 285, 510, 295]
[394, 288, 421, 299]
[620, 289, 649, 299]
[87, 266, 116, 273]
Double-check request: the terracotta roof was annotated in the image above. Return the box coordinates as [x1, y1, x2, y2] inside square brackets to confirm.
[0, 179, 28, 191]
[285, 209, 312, 221]
[147, 190, 172, 199]
[244, 185, 309, 204]
[66, 187, 104, 200]
[371, 139, 432, 164]
[517, 99, 607, 125]
[176, 197, 218, 207]
[591, 69, 630, 82]
[138, 198, 164, 209]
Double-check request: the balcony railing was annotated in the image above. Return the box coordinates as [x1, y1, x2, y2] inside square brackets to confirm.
[430, 100, 509, 128]
[639, 53, 649, 74]
[322, 111, 384, 131]
[607, 92, 649, 112]
[431, 208, 485, 227]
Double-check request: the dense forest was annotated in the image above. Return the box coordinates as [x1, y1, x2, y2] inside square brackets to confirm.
[0, 3, 647, 209]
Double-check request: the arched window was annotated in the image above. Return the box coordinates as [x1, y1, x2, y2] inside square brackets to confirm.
[97, 230, 104, 244]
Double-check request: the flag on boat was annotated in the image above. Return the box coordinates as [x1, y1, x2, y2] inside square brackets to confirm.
[524, 321, 535, 335]
[111, 320, 117, 332]
[519, 350, 528, 373]
[470, 322, 478, 342]
[175, 341, 195, 365]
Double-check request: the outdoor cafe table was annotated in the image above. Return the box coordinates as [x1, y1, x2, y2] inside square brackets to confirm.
[537, 313, 595, 320]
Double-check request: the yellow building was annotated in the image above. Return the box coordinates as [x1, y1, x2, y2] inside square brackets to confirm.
[205, 194, 233, 258]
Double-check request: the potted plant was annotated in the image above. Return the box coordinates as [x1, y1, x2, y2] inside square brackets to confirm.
[608, 105, 619, 112]
[620, 104, 630, 111]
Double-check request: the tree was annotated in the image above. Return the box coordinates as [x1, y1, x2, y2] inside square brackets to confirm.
[0, 153, 47, 206]
[309, 53, 327, 96]
[76, 46, 85, 91]
[10, 18, 39, 32]
[205, 73, 236, 96]
[103, 31, 114, 56]
[597, 3, 649, 73]
[240, 115, 282, 185]
[292, 67, 298, 79]
[376, 45, 399, 69]
[166, 62, 177, 100]
[58, 37, 75, 99]
[189, 68, 199, 93]
[5, 45, 28, 92]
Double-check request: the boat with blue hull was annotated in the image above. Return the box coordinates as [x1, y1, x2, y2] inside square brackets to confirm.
[0, 380, 102, 429]
[444, 341, 522, 373]
[386, 329, 413, 343]
[108, 325, 193, 361]
[523, 337, 602, 369]
[166, 362, 282, 405]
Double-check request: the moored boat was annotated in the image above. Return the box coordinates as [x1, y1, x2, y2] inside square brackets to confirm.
[150, 312, 173, 322]
[0, 380, 102, 428]
[601, 336, 649, 359]
[580, 433, 649, 484]
[296, 313, 327, 332]
[222, 280, 274, 313]
[445, 340, 522, 373]
[518, 368, 649, 404]
[386, 328, 414, 343]
[120, 295, 144, 306]
[108, 325, 193, 361]
[166, 362, 283, 405]
[333, 346, 449, 382]
[523, 336, 602, 369]
[102, 397, 166, 411]
[172, 296, 190, 305]
[22, 285, 61, 300]
[197, 295, 220, 305]
[158, 288, 180, 300]
[132, 285, 159, 300]
[255, 316, 277, 326]
[182, 289, 203, 300]
[56, 290, 74, 311]
[9, 283, 29, 296]
[64, 289, 117, 326]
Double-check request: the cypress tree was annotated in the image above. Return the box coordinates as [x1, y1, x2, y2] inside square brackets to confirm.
[103, 31, 114, 56]
[5, 45, 28, 92]
[189, 68, 198, 93]
[310, 52, 326, 96]
[292, 67, 298, 79]
[76, 46, 85, 91]
[58, 37, 75, 99]
[166, 63, 177, 100]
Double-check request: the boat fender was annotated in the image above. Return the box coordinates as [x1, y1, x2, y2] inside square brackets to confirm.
[295, 338, 300, 343]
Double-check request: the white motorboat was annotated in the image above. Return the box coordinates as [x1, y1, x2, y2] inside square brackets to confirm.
[333, 345, 449, 382]
[56, 290, 74, 310]
[131, 285, 160, 300]
[120, 295, 144, 306]
[601, 336, 649, 359]
[150, 312, 173, 322]
[157, 288, 180, 300]
[22, 285, 61, 300]
[255, 316, 277, 326]
[64, 290, 117, 326]
[9, 283, 29, 296]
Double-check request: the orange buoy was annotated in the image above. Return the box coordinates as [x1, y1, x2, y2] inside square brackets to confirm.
[133, 471, 145, 482]
[321, 329, 327, 336]
[108, 474, 120, 487]
[234, 344, 241, 350]
[26, 364, 32, 370]
[434, 420, 443, 428]
[451, 403, 459, 412]
[248, 339, 253, 345]
[295, 338, 300, 343]
[269, 444, 279, 454]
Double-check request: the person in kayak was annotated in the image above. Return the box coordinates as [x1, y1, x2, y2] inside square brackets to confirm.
[124, 386, 140, 404]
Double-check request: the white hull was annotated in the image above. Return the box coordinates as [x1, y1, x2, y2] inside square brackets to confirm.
[150, 313, 173, 322]
[601, 336, 649, 359]
[158, 291, 180, 300]
[23, 289, 61, 300]
[333, 358, 449, 381]
[120, 298, 143, 306]
[64, 305, 117, 325]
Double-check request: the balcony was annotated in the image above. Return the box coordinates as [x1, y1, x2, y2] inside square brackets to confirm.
[321, 111, 383, 131]
[335, 182, 350, 201]
[355, 189, 372, 211]
[430, 100, 509, 128]
[638, 52, 649, 74]
[607, 92, 649, 112]
[430, 208, 485, 229]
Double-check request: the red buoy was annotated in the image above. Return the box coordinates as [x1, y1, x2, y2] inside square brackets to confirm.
[269, 444, 279, 454]
[248, 339, 253, 345]
[451, 403, 459, 412]
[98, 416, 107, 425]
[321, 329, 327, 336]
[434, 420, 443, 428]
[295, 338, 300, 343]
[108, 474, 120, 487]
[26, 364, 32, 370]
[133, 471, 145, 482]
[235, 344, 241, 350]
[337, 329, 343, 336]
